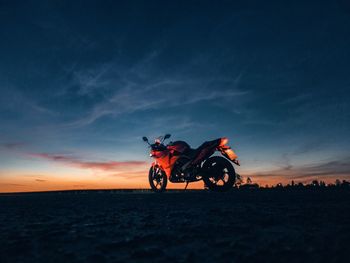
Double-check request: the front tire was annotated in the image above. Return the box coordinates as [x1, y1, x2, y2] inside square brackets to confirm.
[202, 156, 236, 192]
[149, 166, 167, 193]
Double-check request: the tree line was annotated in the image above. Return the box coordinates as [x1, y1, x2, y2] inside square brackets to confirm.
[235, 174, 350, 189]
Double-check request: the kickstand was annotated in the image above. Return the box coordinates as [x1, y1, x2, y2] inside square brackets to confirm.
[184, 181, 189, 190]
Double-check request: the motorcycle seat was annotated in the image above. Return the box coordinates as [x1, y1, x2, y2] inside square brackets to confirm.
[184, 139, 221, 159]
[184, 148, 198, 158]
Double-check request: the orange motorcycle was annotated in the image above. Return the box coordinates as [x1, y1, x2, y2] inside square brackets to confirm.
[142, 134, 240, 192]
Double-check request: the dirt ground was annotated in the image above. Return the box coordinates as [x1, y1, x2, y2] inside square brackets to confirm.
[0, 189, 349, 263]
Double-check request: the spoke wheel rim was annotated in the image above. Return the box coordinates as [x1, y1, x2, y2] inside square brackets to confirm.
[152, 168, 165, 189]
[207, 162, 231, 187]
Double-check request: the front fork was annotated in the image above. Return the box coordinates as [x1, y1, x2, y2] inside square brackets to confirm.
[151, 161, 171, 178]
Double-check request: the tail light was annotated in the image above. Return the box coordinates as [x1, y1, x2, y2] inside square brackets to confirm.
[223, 148, 238, 161]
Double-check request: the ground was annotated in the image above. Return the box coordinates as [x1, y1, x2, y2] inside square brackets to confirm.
[0, 189, 349, 262]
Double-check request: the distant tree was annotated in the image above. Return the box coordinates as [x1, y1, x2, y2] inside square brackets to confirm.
[235, 173, 243, 187]
[335, 179, 341, 187]
[341, 180, 350, 188]
[240, 181, 259, 190]
[276, 183, 283, 188]
[312, 180, 320, 187]
[237, 178, 350, 190]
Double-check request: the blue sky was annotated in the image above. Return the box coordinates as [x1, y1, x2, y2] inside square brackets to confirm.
[0, 0, 350, 191]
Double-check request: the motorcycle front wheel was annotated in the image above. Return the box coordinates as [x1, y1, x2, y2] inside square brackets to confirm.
[149, 166, 167, 193]
[202, 156, 236, 192]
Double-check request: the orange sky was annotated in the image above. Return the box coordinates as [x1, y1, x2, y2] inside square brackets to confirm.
[1, 148, 349, 193]
[0, 169, 204, 193]
[1, 165, 348, 193]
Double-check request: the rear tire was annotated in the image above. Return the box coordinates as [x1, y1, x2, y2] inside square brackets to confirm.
[149, 166, 167, 193]
[202, 156, 236, 192]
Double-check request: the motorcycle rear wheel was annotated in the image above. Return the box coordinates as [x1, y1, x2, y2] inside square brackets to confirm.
[202, 156, 236, 192]
[149, 166, 167, 193]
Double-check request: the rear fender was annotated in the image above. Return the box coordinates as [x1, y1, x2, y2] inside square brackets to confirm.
[192, 147, 216, 165]
[191, 139, 222, 165]
[217, 138, 240, 166]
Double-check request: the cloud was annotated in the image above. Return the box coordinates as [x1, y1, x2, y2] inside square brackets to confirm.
[110, 170, 148, 180]
[292, 139, 327, 155]
[1, 183, 25, 187]
[67, 81, 247, 127]
[245, 157, 350, 183]
[73, 63, 113, 97]
[0, 142, 25, 150]
[35, 179, 46, 182]
[298, 159, 350, 177]
[0, 84, 54, 117]
[59, 51, 247, 128]
[29, 153, 147, 172]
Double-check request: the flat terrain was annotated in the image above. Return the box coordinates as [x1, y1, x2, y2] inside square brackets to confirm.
[1, 190, 349, 263]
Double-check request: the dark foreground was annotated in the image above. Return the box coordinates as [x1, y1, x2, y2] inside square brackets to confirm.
[1, 190, 350, 263]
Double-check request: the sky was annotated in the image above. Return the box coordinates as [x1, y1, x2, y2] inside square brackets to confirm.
[1, 0, 350, 192]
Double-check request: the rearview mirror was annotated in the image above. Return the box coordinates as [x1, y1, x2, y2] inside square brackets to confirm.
[142, 136, 149, 142]
[164, 134, 171, 139]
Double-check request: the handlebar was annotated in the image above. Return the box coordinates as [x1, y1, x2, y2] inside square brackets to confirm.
[142, 134, 171, 146]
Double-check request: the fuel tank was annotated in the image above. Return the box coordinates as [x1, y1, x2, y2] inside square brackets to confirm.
[167, 141, 190, 154]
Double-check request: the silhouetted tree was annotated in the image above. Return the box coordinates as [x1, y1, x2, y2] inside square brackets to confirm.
[335, 179, 341, 186]
[297, 182, 304, 188]
[341, 180, 350, 188]
[235, 176, 349, 191]
[312, 180, 320, 187]
[234, 173, 243, 187]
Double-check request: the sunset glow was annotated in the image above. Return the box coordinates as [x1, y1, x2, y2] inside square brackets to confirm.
[1, 153, 349, 193]
[1, 1, 349, 193]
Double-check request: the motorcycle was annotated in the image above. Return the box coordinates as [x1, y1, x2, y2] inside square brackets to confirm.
[142, 134, 240, 192]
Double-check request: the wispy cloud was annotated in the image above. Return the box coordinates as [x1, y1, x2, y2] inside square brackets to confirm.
[111, 170, 148, 180]
[0, 142, 25, 150]
[0, 84, 55, 117]
[246, 157, 350, 183]
[58, 51, 247, 128]
[29, 153, 147, 171]
[73, 63, 113, 97]
[0, 183, 25, 187]
[35, 179, 46, 182]
[67, 81, 247, 127]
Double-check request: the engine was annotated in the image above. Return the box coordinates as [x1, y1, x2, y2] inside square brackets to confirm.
[170, 156, 201, 183]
